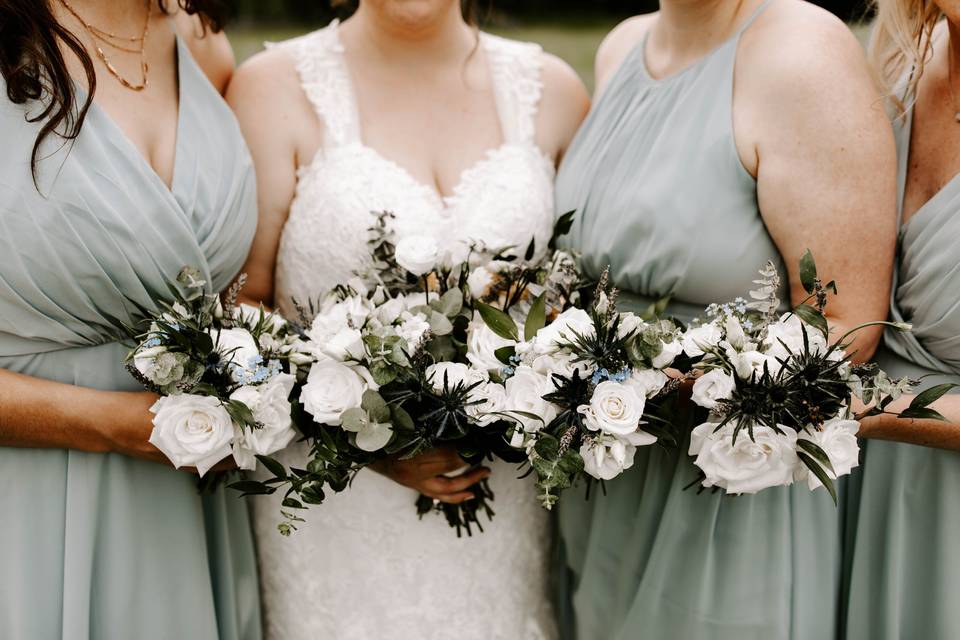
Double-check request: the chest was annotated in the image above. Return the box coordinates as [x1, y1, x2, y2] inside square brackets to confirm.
[902, 81, 960, 223]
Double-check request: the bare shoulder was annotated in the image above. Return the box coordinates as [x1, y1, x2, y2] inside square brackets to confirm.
[227, 46, 321, 158]
[595, 13, 657, 93]
[738, 0, 874, 101]
[539, 51, 590, 113]
[173, 12, 235, 94]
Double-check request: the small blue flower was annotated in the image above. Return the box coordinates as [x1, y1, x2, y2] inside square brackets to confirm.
[143, 337, 162, 348]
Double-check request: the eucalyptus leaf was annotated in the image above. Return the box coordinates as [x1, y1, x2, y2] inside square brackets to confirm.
[431, 288, 463, 318]
[361, 390, 391, 424]
[390, 404, 416, 431]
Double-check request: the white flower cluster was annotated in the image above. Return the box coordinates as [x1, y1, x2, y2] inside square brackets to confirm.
[682, 310, 860, 494]
[134, 304, 299, 476]
[471, 307, 680, 482]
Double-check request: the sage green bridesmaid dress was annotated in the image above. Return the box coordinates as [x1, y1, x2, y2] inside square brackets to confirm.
[554, 3, 843, 638]
[842, 93, 960, 640]
[0, 37, 261, 639]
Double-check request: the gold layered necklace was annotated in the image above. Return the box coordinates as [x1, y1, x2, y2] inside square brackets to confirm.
[60, 0, 153, 91]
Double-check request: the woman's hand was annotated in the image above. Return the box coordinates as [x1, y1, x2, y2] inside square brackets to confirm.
[371, 446, 491, 504]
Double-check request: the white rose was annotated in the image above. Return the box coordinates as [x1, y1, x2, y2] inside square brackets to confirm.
[396, 312, 431, 351]
[376, 296, 406, 325]
[466, 314, 516, 372]
[395, 235, 439, 276]
[301, 360, 371, 425]
[229, 372, 298, 470]
[426, 362, 486, 393]
[796, 418, 860, 490]
[504, 365, 558, 438]
[623, 368, 670, 399]
[532, 351, 595, 383]
[466, 382, 508, 427]
[578, 380, 647, 437]
[682, 322, 724, 357]
[149, 394, 234, 476]
[213, 327, 261, 379]
[766, 313, 828, 364]
[689, 421, 799, 494]
[727, 347, 773, 381]
[467, 267, 496, 299]
[580, 434, 638, 481]
[320, 327, 365, 362]
[534, 308, 594, 354]
[652, 337, 683, 369]
[691, 368, 736, 409]
[617, 312, 645, 339]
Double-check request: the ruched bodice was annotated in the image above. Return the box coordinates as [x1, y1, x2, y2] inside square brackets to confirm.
[0, 36, 260, 640]
[553, 4, 843, 639]
[843, 98, 960, 640]
[556, 22, 786, 319]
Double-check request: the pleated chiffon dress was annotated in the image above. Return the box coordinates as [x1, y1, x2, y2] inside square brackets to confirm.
[553, 3, 844, 638]
[0, 36, 261, 640]
[842, 96, 960, 640]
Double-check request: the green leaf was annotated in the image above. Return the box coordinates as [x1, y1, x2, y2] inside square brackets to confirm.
[340, 407, 369, 432]
[228, 480, 274, 496]
[390, 404, 416, 432]
[908, 383, 956, 409]
[431, 288, 463, 318]
[524, 293, 547, 341]
[494, 345, 516, 366]
[549, 210, 576, 250]
[797, 452, 837, 504]
[533, 434, 560, 460]
[255, 455, 289, 480]
[524, 238, 536, 262]
[799, 249, 817, 295]
[796, 438, 835, 475]
[477, 302, 519, 341]
[898, 406, 949, 421]
[557, 449, 585, 475]
[361, 390, 390, 423]
[225, 399, 257, 430]
[428, 310, 454, 336]
[793, 304, 828, 336]
[426, 335, 457, 362]
[281, 497, 304, 510]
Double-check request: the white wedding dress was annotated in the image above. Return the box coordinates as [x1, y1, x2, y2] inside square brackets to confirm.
[252, 21, 559, 640]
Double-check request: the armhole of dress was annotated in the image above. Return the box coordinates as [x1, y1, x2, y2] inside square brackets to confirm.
[485, 35, 545, 146]
[264, 24, 355, 149]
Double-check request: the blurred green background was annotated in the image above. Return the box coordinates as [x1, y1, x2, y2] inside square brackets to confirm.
[226, 1, 873, 91]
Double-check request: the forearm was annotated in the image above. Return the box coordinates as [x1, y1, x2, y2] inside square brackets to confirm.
[0, 368, 121, 452]
[859, 393, 960, 451]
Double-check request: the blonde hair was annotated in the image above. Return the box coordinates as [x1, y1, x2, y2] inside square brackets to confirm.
[868, 0, 943, 116]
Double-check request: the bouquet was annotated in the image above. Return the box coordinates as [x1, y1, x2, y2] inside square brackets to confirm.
[237, 212, 582, 535]
[682, 251, 952, 499]
[125, 267, 301, 477]
[478, 269, 685, 509]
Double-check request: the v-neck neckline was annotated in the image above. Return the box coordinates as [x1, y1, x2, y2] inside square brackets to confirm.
[82, 33, 186, 196]
[329, 20, 511, 205]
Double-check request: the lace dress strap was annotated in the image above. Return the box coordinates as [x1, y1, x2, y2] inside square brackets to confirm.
[482, 34, 544, 146]
[266, 20, 360, 148]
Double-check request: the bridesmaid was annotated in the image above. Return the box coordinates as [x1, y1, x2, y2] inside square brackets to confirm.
[844, 2, 960, 638]
[0, 1, 260, 638]
[554, 0, 897, 638]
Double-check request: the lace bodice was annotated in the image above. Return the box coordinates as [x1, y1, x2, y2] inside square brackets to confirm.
[272, 21, 556, 312]
[253, 22, 558, 640]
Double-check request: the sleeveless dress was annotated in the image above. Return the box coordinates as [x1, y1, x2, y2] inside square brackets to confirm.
[250, 21, 558, 640]
[841, 94, 960, 640]
[0, 37, 261, 640]
[553, 4, 843, 639]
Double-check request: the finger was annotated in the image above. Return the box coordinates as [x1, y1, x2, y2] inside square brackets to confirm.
[421, 467, 490, 495]
[429, 491, 478, 505]
[416, 448, 466, 472]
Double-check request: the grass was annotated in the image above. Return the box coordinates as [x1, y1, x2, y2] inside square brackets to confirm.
[228, 19, 874, 95]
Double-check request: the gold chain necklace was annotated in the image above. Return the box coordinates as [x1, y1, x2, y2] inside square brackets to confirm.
[60, 0, 152, 91]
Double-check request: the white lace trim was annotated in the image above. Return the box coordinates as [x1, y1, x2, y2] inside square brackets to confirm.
[482, 33, 544, 145]
[265, 20, 359, 147]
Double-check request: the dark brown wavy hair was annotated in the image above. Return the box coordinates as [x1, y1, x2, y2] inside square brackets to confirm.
[0, 0, 230, 184]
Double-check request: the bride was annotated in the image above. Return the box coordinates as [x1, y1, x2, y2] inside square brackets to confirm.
[227, 1, 588, 637]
